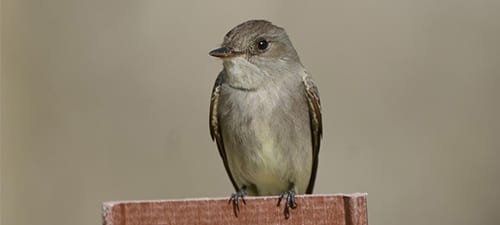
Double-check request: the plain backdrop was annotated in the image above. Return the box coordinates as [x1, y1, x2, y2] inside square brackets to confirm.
[1, 1, 499, 225]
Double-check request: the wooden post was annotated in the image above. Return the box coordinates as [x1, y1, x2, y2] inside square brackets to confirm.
[102, 193, 367, 225]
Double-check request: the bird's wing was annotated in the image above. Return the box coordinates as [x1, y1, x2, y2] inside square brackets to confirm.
[303, 73, 323, 194]
[209, 72, 239, 191]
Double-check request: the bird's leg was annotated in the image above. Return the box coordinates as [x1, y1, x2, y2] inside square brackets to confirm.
[277, 185, 297, 219]
[229, 185, 247, 217]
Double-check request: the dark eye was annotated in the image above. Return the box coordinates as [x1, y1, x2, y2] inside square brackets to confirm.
[257, 39, 269, 50]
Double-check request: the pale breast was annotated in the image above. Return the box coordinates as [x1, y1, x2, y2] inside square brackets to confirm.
[218, 79, 313, 195]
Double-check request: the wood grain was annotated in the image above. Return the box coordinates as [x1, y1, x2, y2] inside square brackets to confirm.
[102, 193, 367, 225]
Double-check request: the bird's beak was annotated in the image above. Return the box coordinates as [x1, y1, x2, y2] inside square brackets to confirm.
[209, 47, 245, 58]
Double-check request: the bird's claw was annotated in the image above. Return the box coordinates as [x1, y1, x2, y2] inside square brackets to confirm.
[229, 187, 247, 217]
[277, 189, 297, 219]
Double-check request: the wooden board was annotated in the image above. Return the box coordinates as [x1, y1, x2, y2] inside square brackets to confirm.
[102, 193, 367, 225]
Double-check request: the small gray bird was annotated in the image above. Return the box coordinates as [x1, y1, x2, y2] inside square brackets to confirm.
[209, 20, 322, 219]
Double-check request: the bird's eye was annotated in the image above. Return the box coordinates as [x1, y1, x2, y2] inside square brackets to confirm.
[256, 39, 269, 50]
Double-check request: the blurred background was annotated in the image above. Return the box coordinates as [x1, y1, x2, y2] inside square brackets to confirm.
[1, 0, 499, 225]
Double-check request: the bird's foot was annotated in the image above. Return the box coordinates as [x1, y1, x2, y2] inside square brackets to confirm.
[277, 188, 297, 219]
[229, 186, 247, 217]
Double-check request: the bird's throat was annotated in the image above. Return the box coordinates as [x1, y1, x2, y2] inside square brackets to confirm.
[223, 58, 268, 90]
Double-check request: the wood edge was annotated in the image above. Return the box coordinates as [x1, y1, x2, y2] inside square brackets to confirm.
[101, 193, 367, 205]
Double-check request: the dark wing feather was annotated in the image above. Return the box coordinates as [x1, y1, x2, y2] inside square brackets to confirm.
[303, 74, 323, 194]
[209, 72, 239, 191]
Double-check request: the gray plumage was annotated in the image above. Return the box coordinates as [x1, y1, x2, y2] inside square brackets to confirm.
[209, 20, 322, 197]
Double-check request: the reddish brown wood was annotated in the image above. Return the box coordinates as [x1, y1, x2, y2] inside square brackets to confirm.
[102, 193, 367, 225]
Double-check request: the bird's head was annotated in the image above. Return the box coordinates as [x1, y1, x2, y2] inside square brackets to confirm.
[209, 20, 302, 90]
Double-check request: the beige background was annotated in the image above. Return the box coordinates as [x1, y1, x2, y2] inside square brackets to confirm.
[2, 0, 500, 225]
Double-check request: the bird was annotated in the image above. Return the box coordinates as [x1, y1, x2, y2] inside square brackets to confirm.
[208, 20, 322, 219]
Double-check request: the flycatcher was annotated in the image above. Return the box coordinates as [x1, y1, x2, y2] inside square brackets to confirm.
[209, 20, 322, 219]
